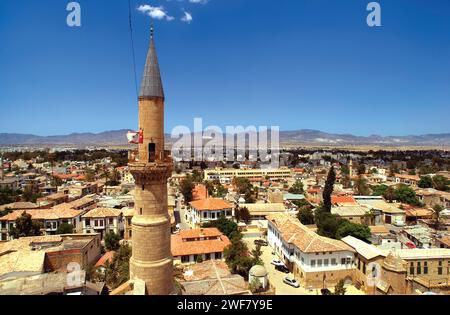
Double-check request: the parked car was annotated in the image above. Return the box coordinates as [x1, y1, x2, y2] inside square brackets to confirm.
[271, 259, 284, 267]
[254, 239, 268, 246]
[283, 277, 300, 288]
[275, 265, 290, 274]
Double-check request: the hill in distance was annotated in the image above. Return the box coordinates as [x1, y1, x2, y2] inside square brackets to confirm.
[0, 129, 450, 147]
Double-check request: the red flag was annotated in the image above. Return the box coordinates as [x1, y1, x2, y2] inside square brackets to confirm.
[127, 130, 143, 144]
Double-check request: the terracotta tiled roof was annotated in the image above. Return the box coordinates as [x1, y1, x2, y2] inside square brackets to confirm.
[331, 195, 357, 206]
[171, 229, 230, 257]
[82, 208, 121, 219]
[189, 198, 232, 211]
[267, 213, 355, 253]
[179, 228, 223, 239]
[0, 208, 81, 221]
[95, 251, 116, 267]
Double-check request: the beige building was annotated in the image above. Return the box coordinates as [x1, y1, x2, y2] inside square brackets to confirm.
[342, 236, 387, 294]
[81, 208, 124, 239]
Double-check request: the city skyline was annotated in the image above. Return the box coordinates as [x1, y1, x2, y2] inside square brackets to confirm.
[1, 0, 450, 137]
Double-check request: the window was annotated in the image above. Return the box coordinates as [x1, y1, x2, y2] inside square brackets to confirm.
[363, 262, 366, 274]
[324, 259, 329, 267]
[95, 220, 99, 227]
[410, 262, 414, 275]
[417, 262, 422, 275]
[341, 258, 346, 265]
[181, 256, 190, 263]
[311, 260, 316, 267]
[203, 212, 207, 219]
[109, 218, 114, 225]
[140, 208, 143, 215]
[347, 257, 352, 264]
[216, 252, 222, 259]
[129, 230, 132, 238]
[331, 258, 337, 266]
[317, 259, 323, 267]
[206, 253, 211, 260]
[438, 261, 443, 275]
[424, 262, 428, 274]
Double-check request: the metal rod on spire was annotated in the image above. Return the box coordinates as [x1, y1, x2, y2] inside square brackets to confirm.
[150, 20, 154, 40]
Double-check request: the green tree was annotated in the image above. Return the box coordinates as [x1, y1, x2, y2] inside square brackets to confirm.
[105, 244, 131, 289]
[297, 207, 315, 225]
[223, 233, 253, 278]
[214, 183, 228, 198]
[56, 223, 74, 234]
[383, 186, 397, 202]
[251, 244, 263, 266]
[333, 279, 347, 295]
[418, 176, 433, 189]
[354, 176, 370, 196]
[389, 164, 400, 177]
[85, 169, 96, 182]
[196, 254, 204, 263]
[315, 207, 340, 239]
[289, 180, 305, 195]
[204, 180, 215, 197]
[0, 187, 21, 206]
[357, 163, 366, 175]
[432, 175, 450, 191]
[236, 207, 251, 224]
[336, 221, 371, 242]
[104, 232, 121, 251]
[179, 177, 195, 203]
[202, 216, 239, 239]
[9, 212, 42, 239]
[433, 204, 444, 230]
[191, 170, 204, 183]
[323, 167, 336, 212]
[372, 184, 388, 196]
[394, 184, 421, 206]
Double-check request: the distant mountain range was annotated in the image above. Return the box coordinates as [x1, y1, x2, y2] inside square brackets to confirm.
[1, 129, 450, 147]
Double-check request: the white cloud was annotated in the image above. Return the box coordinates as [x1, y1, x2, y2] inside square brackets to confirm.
[137, 5, 174, 21]
[189, 0, 209, 4]
[181, 11, 193, 23]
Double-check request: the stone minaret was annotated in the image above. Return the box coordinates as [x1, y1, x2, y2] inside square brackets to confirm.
[129, 27, 175, 295]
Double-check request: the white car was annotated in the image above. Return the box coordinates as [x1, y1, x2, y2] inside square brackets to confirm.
[271, 259, 285, 267]
[283, 277, 300, 288]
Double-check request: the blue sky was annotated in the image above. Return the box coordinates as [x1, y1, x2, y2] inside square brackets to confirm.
[0, 0, 449, 136]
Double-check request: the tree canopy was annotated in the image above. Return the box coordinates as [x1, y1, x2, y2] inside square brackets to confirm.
[9, 212, 42, 239]
[323, 167, 336, 213]
[104, 232, 121, 251]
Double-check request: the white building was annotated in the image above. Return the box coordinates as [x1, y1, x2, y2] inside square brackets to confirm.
[267, 213, 356, 289]
[188, 198, 233, 228]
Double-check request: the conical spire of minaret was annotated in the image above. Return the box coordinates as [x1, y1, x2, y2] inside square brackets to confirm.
[139, 25, 165, 99]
